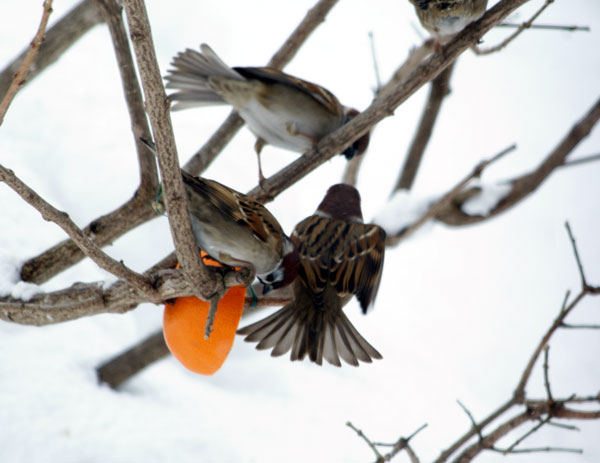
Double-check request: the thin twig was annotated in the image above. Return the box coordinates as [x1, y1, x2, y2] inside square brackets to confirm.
[543, 345, 554, 403]
[497, 22, 589, 32]
[565, 221, 589, 290]
[502, 446, 583, 454]
[473, 0, 555, 55]
[0, 164, 156, 298]
[562, 152, 600, 169]
[0, 0, 53, 125]
[546, 421, 580, 431]
[561, 323, 600, 329]
[346, 421, 384, 462]
[457, 400, 483, 440]
[369, 31, 382, 92]
[378, 423, 427, 463]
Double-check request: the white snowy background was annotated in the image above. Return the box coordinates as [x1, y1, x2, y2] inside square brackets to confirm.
[1, 1, 599, 462]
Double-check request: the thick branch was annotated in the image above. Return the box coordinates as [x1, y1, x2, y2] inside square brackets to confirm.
[96, 330, 167, 388]
[20, 194, 157, 284]
[122, 0, 218, 300]
[95, 0, 158, 193]
[394, 62, 455, 192]
[0, 0, 103, 99]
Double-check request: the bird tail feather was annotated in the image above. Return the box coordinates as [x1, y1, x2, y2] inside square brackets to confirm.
[237, 302, 382, 367]
[165, 44, 243, 110]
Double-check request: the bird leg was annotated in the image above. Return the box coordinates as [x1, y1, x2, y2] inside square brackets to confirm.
[254, 137, 267, 185]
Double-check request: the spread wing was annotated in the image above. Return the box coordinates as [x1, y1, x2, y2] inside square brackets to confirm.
[292, 215, 386, 313]
[233, 66, 343, 117]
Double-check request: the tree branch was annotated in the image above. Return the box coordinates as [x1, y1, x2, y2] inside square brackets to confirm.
[436, 95, 600, 226]
[473, 0, 555, 55]
[0, 0, 103, 98]
[0, 0, 54, 125]
[393, 62, 455, 192]
[95, 0, 158, 193]
[122, 0, 220, 301]
[248, 0, 535, 203]
[386, 144, 515, 246]
[0, 164, 157, 297]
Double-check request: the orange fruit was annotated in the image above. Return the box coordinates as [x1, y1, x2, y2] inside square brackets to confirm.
[163, 254, 246, 375]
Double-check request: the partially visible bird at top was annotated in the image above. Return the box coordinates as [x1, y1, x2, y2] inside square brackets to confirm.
[237, 184, 386, 367]
[165, 43, 370, 183]
[409, 0, 488, 45]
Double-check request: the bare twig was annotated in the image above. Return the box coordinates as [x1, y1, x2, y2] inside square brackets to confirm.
[0, 0, 104, 98]
[348, 421, 426, 463]
[0, 164, 156, 298]
[0, 0, 53, 125]
[561, 152, 600, 169]
[495, 415, 580, 454]
[560, 323, 600, 329]
[346, 421, 384, 462]
[369, 31, 382, 91]
[474, 0, 555, 55]
[565, 221, 590, 290]
[457, 400, 483, 440]
[498, 22, 589, 32]
[542, 345, 554, 403]
[501, 446, 583, 454]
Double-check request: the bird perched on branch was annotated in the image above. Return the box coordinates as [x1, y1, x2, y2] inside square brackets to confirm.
[165, 44, 370, 183]
[180, 171, 299, 292]
[409, 0, 488, 44]
[238, 184, 386, 366]
[141, 137, 298, 292]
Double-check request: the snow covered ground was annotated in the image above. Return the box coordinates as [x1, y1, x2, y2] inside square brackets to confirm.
[1, 1, 599, 462]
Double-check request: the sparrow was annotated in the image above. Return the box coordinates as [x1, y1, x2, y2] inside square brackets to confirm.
[181, 171, 299, 291]
[165, 44, 370, 182]
[409, 0, 488, 44]
[237, 184, 386, 367]
[140, 137, 298, 291]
